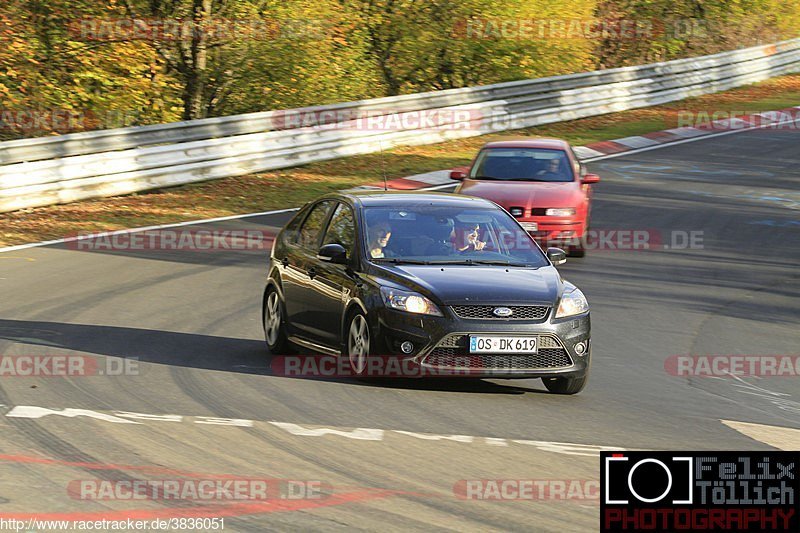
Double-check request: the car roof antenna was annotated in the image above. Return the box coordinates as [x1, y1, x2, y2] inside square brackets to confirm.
[379, 139, 388, 191]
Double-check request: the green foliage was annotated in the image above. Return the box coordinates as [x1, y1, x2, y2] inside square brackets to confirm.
[594, 0, 800, 66]
[0, 0, 797, 138]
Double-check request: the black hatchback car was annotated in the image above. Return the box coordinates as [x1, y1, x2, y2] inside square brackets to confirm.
[263, 191, 591, 393]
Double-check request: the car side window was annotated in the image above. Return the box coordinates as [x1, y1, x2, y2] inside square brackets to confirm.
[322, 203, 356, 254]
[283, 210, 305, 245]
[297, 201, 333, 249]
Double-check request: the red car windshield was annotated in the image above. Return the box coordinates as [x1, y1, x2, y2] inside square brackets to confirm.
[470, 148, 573, 182]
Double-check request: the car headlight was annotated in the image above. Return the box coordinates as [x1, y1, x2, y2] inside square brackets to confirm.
[545, 208, 576, 216]
[380, 287, 442, 316]
[555, 287, 589, 318]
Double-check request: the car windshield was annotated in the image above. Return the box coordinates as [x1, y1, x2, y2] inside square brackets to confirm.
[362, 205, 549, 267]
[470, 148, 573, 182]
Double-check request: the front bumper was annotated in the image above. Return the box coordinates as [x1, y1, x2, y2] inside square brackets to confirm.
[523, 218, 584, 246]
[374, 305, 591, 379]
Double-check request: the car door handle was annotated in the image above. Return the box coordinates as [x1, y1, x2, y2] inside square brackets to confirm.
[307, 267, 317, 279]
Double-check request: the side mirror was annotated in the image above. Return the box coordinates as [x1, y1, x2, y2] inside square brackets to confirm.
[450, 166, 470, 180]
[317, 243, 347, 264]
[581, 173, 600, 185]
[547, 247, 567, 266]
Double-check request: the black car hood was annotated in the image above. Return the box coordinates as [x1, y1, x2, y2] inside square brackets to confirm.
[373, 264, 561, 305]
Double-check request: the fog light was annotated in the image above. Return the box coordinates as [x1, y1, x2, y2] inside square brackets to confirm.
[574, 341, 587, 356]
[400, 341, 414, 354]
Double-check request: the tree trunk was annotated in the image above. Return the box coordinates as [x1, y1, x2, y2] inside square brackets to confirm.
[182, 0, 211, 120]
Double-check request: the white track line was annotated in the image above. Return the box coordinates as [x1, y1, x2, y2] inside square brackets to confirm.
[721, 419, 800, 451]
[579, 109, 800, 163]
[2, 109, 798, 254]
[0, 209, 299, 253]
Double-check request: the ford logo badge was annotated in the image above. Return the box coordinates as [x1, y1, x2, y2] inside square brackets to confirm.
[493, 307, 513, 317]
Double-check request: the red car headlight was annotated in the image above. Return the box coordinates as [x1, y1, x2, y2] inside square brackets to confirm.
[545, 208, 576, 216]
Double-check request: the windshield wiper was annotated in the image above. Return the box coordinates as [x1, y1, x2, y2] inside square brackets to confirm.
[510, 177, 566, 182]
[372, 258, 432, 265]
[426, 259, 531, 267]
[471, 175, 501, 180]
[465, 259, 531, 267]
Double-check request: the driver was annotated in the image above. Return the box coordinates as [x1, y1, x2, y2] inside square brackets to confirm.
[536, 158, 564, 180]
[368, 221, 392, 258]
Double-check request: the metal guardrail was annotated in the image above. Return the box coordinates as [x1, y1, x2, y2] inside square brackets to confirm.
[1, 39, 799, 213]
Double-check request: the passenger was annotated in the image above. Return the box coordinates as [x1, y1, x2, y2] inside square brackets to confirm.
[456, 223, 486, 252]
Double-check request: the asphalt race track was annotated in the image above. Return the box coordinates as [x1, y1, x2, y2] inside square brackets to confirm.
[0, 127, 798, 530]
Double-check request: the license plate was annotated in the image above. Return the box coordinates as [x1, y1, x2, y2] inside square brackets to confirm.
[520, 222, 538, 232]
[469, 336, 538, 354]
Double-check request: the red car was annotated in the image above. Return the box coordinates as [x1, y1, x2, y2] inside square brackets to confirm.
[450, 139, 600, 256]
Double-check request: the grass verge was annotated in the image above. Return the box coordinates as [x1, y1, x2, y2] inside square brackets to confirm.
[2, 74, 800, 247]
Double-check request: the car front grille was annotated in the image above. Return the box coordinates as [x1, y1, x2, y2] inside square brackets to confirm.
[421, 334, 573, 371]
[451, 305, 549, 321]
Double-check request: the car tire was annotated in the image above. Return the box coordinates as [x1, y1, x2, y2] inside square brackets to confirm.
[543, 373, 588, 394]
[345, 310, 371, 377]
[569, 220, 589, 257]
[569, 246, 586, 258]
[263, 288, 289, 354]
